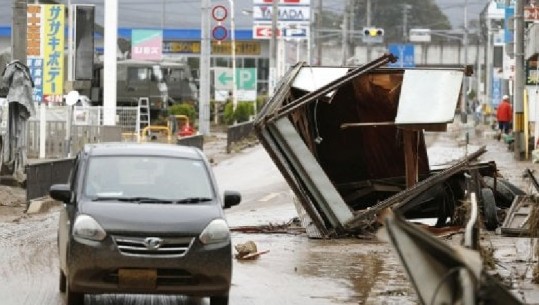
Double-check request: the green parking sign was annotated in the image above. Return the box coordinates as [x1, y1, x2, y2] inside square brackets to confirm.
[236, 68, 256, 90]
[214, 68, 257, 91]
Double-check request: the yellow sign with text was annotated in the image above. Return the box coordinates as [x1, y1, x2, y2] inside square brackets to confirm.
[164, 41, 261, 56]
[43, 4, 64, 98]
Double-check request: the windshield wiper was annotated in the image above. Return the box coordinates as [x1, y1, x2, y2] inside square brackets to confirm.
[91, 196, 175, 203]
[173, 197, 213, 204]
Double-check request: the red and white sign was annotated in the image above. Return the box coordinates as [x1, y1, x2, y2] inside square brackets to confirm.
[212, 5, 228, 22]
[525, 7, 539, 21]
[254, 0, 310, 4]
[253, 5, 310, 23]
[43, 94, 63, 105]
[253, 25, 281, 39]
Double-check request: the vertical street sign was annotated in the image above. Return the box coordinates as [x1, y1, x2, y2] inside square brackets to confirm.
[27, 4, 43, 104]
[211, 4, 228, 43]
[387, 44, 415, 68]
[42, 4, 65, 105]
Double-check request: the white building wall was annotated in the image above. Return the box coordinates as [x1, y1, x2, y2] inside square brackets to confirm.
[345, 43, 483, 66]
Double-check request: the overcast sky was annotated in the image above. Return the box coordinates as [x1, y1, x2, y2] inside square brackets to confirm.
[0, 0, 490, 30]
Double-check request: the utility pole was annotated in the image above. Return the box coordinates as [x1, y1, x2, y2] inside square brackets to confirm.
[12, 0, 26, 63]
[316, 0, 322, 65]
[461, 0, 469, 123]
[269, 0, 278, 95]
[199, 0, 211, 135]
[341, 1, 349, 65]
[513, 0, 524, 160]
[103, 0, 118, 126]
[229, 0, 237, 113]
[366, 0, 371, 61]
[486, 20, 493, 124]
[348, 0, 355, 60]
[402, 4, 411, 43]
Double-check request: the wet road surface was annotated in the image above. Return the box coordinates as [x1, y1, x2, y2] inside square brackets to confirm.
[0, 120, 537, 304]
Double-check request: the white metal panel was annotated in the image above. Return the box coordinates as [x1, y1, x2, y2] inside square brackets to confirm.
[395, 70, 463, 124]
[291, 67, 349, 96]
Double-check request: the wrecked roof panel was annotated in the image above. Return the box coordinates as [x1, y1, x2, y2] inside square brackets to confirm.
[255, 54, 469, 237]
[292, 67, 350, 97]
[395, 70, 464, 125]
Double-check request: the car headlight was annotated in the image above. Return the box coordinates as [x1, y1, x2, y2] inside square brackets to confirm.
[73, 214, 106, 242]
[199, 219, 230, 245]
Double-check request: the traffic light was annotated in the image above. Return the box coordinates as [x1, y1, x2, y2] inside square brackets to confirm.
[363, 27, 384, 37]
[362, 27, 384, 43]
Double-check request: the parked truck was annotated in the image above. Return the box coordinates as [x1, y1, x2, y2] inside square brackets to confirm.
[90, 59, 198, 112]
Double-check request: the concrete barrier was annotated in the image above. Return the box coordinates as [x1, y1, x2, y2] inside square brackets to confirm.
[26, 158, 74, 202]
[227, 121, 254, 153]
[177, 134, 204, 150]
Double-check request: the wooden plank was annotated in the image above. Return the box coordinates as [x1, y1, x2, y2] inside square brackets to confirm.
[403, 130, 418, 188]
[501, 195, 537, 236]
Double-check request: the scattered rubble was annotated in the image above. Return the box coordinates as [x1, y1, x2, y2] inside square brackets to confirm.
[230, 218, 305, 235]
[234, 240, 269, 260]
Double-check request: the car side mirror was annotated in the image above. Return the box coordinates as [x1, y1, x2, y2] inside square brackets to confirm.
[50, 184, 72, 203]
[223, 190, 241, 209]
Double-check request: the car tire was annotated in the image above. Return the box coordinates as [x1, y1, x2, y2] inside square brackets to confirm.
[59, 269, 66, 293]
[66, 280, 84, 305]
[481, 188, 499, 231]
[482, 176, 525, 208]
[210, 295, 229, 305]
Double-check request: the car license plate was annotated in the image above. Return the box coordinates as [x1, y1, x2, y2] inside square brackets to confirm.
[118, 269, 157, 289]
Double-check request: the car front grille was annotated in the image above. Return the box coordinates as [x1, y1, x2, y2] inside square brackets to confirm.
[112, 235, 194, 257]
[104, 268, 199, 286]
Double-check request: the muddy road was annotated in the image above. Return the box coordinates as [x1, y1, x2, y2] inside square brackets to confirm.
[0, 122, 536, 304]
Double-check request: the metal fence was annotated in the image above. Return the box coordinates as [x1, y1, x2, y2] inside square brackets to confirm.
[30, 105, 138, 133]
[26, 106, 138, 159]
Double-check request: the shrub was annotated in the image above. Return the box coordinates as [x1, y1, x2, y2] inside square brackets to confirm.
[168, 103, 196, 122]
[235, 102, 253, 123]
[223, 101, 255, 125]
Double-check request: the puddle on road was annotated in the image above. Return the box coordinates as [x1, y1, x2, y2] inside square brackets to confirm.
[298, 248, 384, 303]
[267, 237, 416, 304]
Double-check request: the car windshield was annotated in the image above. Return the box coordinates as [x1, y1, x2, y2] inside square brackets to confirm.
[84, 156, 215, 202]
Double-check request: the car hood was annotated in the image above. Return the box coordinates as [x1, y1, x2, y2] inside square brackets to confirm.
[79, 200, 225, 235]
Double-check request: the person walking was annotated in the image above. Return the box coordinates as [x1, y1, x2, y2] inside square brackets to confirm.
[496, 95, 513, 137]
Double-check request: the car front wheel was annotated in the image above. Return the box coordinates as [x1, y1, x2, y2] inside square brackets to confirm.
[210, 295, 229, 305]
[66, 280, 84, 305]
[59, 269, 66, 293]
